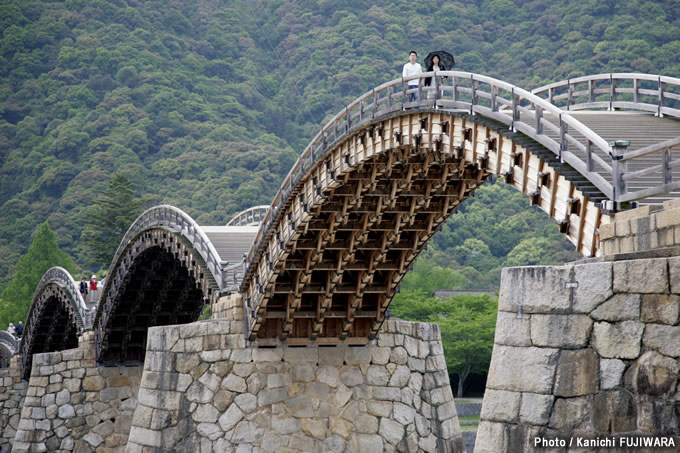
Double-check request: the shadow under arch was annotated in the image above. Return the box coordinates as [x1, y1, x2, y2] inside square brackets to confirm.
[20, 267, 89, 378]
[93, 206, 223, 364]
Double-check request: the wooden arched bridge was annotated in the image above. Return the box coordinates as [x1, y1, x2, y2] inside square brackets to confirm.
[12, 72, 680, 376]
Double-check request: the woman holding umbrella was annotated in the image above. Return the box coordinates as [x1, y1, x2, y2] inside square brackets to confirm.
[424, 51, 455, 101]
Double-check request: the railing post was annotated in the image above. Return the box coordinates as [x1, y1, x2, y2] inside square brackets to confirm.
[452, 76, 458, 103]
[434, 72, 440, 107]
[663, 147, 672, 185]
[586, 140, 594, 172]
[491, 84, 498, 112]
[609, 140, 630, 202]
[588, 79, 594, 104]
[387, 86, 392, 110]
[511, 88, 518, 131]
[535, 105, 543, 135]
[609, 74, 615, 111]
[567, 79, 572, 110]
[559, 113, 567, 161]
[471, 76, 478, 115]
[633, 77, 639, 104]
[658, 77, 665, 117]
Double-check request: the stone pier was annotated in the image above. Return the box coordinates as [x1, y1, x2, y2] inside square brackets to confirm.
[126, 316, 463, 452]
[10, 332, 142, 452]
[1, 292, 463, 452]
[475, 201, 680, 452]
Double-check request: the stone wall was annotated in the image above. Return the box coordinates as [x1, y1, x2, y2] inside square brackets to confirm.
[127, 317, 464, 452]
[475, 257, 680, 452]
[600, 199, 680, 256]
[11, 332, 142, 452]
[0, 355, 27, 451]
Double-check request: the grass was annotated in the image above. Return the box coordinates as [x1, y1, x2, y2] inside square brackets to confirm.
[460, 424, 479, 431]
[459, 416, 480, 421]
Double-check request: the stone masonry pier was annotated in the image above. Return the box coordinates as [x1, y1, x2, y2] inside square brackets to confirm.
[475, 201, 680, 452]
[126, 315, 463, 452]
[1, 294, 463, 452]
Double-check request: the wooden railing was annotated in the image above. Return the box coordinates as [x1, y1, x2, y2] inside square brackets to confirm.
[226, 205, 271, 227]
[533, 73, 680, 203]
[241, 71, 620, 285]
[531, 73, 680, 117]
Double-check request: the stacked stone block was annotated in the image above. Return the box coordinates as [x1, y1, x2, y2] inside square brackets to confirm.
[11, 332, 141, 452]
[127, 318, 463, 452]
[475, 257, 680, 452]
[599, 199, 680, 255]
[0, 355, 27, 451]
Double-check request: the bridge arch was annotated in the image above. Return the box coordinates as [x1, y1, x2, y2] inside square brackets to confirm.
[93, 205, 227, 363]
[19, 267, 89, 378]
[241, 109, 606, 344]
[240, 71, 680, 345]
[0, 331, 18, 368]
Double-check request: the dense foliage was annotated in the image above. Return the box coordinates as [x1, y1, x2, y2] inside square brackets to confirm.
[0, 223, 77, 329]
[1, 0, 678, 294]
[390, 261, 497, 396]
[83, 172, 147, 268]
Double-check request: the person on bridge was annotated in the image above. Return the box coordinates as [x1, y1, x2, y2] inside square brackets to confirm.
[424, 54, 447, 100]
[15, 321, 23, 338]
[89, 274, 99, 304]
[7, 323, 15, 338]
[79, 276, 89, 299]
[403, 50, 422, 102]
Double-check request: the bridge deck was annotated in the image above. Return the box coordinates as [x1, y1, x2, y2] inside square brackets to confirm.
[201, 226, 259, 265]
[541, 111, 680, 204]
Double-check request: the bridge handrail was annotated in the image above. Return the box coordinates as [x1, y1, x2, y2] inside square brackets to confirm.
[242, 71, 619, 283]
[531, 73, 680, 118]
[102, 205, 228, 294]
[226, 205, 271, 227]
[533, 73, 680, 202]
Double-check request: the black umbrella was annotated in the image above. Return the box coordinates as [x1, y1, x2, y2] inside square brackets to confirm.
[424, 51, 455, 71]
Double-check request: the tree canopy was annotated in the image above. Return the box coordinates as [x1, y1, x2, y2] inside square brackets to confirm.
[391, 264, 498, 397]
[83, 172, 147, 269]
[0, 222, 77, 328]
[1, 0, 678, 292]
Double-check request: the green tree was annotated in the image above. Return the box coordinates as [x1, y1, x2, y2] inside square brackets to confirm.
[391, 291, 498, 397]
[437, 294, 497, 397]
[82, 173, 147, 269]
[0, 222, 77, 329]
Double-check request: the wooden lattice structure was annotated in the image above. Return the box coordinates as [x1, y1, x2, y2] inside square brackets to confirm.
[242, 110, 604, 345]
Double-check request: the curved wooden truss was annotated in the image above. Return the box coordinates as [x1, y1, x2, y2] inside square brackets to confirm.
[243, 111, 603, 344]
[94, 228, 212, 363]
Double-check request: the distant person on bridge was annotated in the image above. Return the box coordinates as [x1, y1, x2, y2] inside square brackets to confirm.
[79, 276, 89, 299]
[424, 54, 446, 101]
[403, 50, 422, 102]
[7, 323, 15, 338]
[15, 321, 22, 338]
[89, 274, 98, 304]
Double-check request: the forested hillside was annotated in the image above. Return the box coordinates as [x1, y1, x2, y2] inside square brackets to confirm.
[1, 0, 679, 291]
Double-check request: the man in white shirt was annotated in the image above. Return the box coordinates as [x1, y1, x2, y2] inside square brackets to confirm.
[402, 50, 422, 102]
